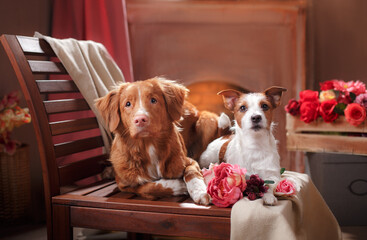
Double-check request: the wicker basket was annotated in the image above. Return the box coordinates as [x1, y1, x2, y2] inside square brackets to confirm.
[0, 144, 31, 221]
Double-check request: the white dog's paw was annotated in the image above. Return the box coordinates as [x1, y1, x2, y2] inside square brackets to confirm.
[263, 192, 278, 205]
[186, 178, 211, 205]
[194, 192, 211, 206]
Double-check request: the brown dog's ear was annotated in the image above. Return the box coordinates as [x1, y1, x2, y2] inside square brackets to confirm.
[264, 86, 287, 108]
[157, 78, 188, 122]
[95, 85, 124, 132]
[218, 89, 242, 111]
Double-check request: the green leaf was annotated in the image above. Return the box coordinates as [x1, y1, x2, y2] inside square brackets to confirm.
[334, 103, 347, 115]
[264, 180, 275, 185]
[280, 168, 286, 175]
[350, 92, 356, 102]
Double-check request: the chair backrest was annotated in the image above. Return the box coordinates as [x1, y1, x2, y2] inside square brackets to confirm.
[0, 34, 108, 213]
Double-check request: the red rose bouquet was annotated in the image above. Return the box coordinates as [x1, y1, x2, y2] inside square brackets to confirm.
[0, 91, 31, 155]
[285, 80, 367, 126]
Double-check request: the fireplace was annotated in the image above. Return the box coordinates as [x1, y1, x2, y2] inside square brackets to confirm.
[126, 0, 306, 171]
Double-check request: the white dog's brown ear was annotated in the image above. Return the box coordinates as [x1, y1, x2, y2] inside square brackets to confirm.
[264, 86, 287, 108]
[95, 86, 123, 132]
[157, 78, 189, 121]
[218, 89, 242, 111]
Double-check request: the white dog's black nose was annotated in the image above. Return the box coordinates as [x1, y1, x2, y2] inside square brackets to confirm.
[251, 115, 262, 123]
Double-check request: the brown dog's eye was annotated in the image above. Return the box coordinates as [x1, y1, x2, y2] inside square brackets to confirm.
[151, 98, 157, 104]
[125, 101, 131, 107]
[240, 105, 247, 112]
[261, 103, 269, 111]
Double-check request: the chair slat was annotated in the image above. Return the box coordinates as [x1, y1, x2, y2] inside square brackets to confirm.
[28, 60, 67, 74]
[17, 35, 56, 56]
[54, 136, 104, 158]
[58, 154, 109, 186]
[36, 80, 79, 93]
[50, 117, 99, 136]
[109, 192, 136, 199]
[68, 180, 115, 196]
[86, 183, 119, 197]
[44, 99, 90, 114]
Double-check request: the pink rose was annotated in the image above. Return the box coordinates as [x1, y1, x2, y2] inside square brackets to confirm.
[274, 179, 297, 197]
[201, 163, 217, 185]
[207, 163, 247, 207]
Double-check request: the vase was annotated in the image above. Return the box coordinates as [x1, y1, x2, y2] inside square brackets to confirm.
[0, 144, 31, 222]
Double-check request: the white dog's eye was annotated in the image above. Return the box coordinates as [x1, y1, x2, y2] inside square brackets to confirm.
[240, 105, 247, 112]
[261, 103, 269, 111]
[125, 101, 131, 107]
[151, 98, 157, 104]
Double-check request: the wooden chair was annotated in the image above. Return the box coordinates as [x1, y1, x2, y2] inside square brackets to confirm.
[0, 34, 231, 240]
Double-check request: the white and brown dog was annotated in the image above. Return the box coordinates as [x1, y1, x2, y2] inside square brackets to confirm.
[200, 87, 287, 205]
[95, 77, 227, 205]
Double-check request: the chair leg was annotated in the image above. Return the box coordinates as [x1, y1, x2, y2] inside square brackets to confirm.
[52, 204, 72, 240]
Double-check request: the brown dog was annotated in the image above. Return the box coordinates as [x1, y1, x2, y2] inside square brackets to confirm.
[95, 77, 226, 204]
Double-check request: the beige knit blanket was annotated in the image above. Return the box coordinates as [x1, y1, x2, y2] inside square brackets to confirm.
[34, 32, 125, 152]
[231, 171, 342, 240]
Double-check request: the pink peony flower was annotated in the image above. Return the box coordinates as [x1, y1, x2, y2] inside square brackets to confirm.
[274, 179, 297, 197]
[355, 93, 367, 109]
[334, 80, 366, 96]
[206, 163, 247, 207]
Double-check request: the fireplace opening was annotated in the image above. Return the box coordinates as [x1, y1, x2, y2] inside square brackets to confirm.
[186, 81, 249, 120]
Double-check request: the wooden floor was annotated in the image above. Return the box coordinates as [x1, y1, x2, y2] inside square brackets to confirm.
[1, 223, 367, 240]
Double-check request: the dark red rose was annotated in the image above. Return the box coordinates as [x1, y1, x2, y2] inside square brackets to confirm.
[299, 90, 319, 103]
[344, 103, 366, 126]
[319, 80, 336, 91]
[247, 192, 257, 201]
[285, 99, 300, 116]
[337, 94, 352, 105]
[319, 99, 339, 123]
[300, 101, 320, 123]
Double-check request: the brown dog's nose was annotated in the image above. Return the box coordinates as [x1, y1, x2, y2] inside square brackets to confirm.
[251, 115, 262, 123]
[134, 114, 149, 127]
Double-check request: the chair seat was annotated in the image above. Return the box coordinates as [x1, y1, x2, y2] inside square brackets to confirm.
[53, 180, 231, 239]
